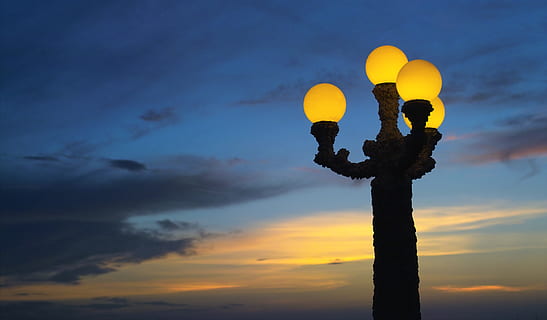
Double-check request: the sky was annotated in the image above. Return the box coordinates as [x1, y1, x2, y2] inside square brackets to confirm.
[1, 0, 546, 319]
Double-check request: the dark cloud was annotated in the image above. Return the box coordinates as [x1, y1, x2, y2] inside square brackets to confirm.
[23, 156, 60, 162]
[140, 107, 177, 122]
[135, 301, 187, 307]
[13, 292, 46, 296]
[48, 265, 115, 284]
[220, 303, 245, 309]
[80, 303, 129, 310]
[1, 155, 303, 223]
[457, 114, 547, 166]
[93, 297, 129, 304]
[0, 220, 196, 285]
[442, 59, 546, 108]
[107, 159, 147, 172]
[59, 140, 103, 159]
[130, 107, 181, 139]
[0, 154, 309, 285]
[156, 219, 200, 232]
[327, 259, 344, 265]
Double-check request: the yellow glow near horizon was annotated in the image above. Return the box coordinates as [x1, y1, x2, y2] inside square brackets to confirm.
[2, 203, 546, 302]
[365, 45, 408, 84]
[396, 59, 442, 101]
[303, 83, 346, 123]
[404, 96, 445, 129]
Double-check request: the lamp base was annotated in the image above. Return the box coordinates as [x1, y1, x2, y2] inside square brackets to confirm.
[401, 100, 433, 134]
[310, 121, 339, 166]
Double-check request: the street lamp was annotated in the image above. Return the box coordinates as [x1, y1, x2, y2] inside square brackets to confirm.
[303, 45, 443, 320]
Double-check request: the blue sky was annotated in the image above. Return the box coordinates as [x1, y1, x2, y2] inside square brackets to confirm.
[1, 1, 547, 319]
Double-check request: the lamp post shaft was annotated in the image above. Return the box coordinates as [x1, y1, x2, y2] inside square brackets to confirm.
[371, 178, 420, 320]
[370, 84, 420, 319]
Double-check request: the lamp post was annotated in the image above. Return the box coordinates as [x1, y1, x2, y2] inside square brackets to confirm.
[303, 45, 444, 320]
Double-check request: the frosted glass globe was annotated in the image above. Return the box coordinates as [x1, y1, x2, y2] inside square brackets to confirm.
[365, 45, 408, 85]
[303, 83, 346, 123]
[396, 59, 442, 101]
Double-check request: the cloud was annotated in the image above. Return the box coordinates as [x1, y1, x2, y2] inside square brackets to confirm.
[432, 285, 540, 293]
[13, 292, 46, 296]
[107, 159, 147, 172]
[1, 155, 304, 223]
[93, 297, 129, 304]
[327, 259, 344, 265]
[156, 219, 200, 232]
[220, 303, 245, 309]
[0, 154, 310, 286]
[80, 302, 129, 310]
[0, 220, 197, 285]
[48, 265, 116, 284]
[140, 107, 177, 122]
[414, 205, 547, 233]
[130, 107, 181, 139]
[457, 114, 547, 164]
[23, 156, 60, 162]
[135, 301, 187, 307]
[441, 29, 546, 109]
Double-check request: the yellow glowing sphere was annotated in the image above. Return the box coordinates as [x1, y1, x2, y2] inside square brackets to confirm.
[396, 59, 442, 101]
[303, 83, 346, 123]
[403, 97, 445, 129]
[365, 45, 408, 85]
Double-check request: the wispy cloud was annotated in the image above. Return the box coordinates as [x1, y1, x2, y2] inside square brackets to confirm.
[414, 205, 547, 233]
[130, 107, 181, 139]
[107, 159, 147, 172]
[432, 285, 542, 293]
[22, 156, 60, 162]
[139, 107, 177, 123]
[456, 114, 547, 165]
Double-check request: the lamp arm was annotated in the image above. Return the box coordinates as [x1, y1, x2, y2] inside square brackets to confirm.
[405, 128, 442, 179]
[311, 121, 376, 179]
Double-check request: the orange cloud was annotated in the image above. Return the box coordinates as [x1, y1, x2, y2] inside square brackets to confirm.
[444, 133, 477, 142]
[415, 204, 546, 233]
[462, 145, 547, 164]
[432, 285, 538, 293]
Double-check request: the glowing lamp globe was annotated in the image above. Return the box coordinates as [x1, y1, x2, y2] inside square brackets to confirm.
[396, 59, 442, 101]
[365, 45, 408, 85]
[303, 83, 346, 123]
[403, 97, 445, 129]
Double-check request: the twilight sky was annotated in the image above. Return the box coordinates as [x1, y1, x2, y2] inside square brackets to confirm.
[1, 1, 546, 319]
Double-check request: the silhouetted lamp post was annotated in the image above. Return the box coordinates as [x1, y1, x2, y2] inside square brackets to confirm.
[303, 45, 444, 320]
